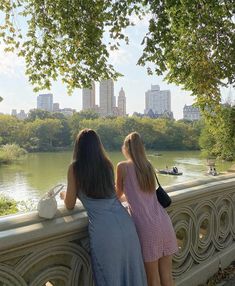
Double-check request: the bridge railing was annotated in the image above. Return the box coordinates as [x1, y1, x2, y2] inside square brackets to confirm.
[167, 173, 235, 286]
[0, 173, 235, 286]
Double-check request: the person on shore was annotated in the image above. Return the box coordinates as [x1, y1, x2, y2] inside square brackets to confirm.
[60, 129, 147, 286]
[116, 132, 178, 286]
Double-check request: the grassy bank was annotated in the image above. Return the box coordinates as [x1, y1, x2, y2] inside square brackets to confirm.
[0, 144, 26, 164]
[0, 196, 18, 216]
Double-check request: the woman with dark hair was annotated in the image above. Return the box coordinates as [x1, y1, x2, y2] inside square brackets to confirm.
[116, 132, 178, 286]
[60, 129, 147, 286]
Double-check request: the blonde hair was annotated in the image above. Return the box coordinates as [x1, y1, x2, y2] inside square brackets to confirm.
[124, 132, 156, 192]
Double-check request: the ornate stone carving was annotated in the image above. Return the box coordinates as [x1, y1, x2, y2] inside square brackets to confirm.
[0, 174, 235, 286]
[168, 175, 235, 285]
[0, 242, 94, 286]
[0, 208, 94, 286]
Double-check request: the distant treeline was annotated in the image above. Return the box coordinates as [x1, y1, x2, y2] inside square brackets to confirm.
[0, 109, 202, 152]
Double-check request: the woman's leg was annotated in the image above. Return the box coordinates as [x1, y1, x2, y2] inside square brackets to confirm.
[158, 255, 174, 286]
[144, 260, 160, 286]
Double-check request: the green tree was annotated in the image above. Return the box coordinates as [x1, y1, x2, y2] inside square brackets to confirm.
[0, 0, 138, 91]
[70, 110, 100, 139]
[70, 116, 202, 151]
[53, 119, 72, 147]
[27, 118, 62, 150]
[0, 115, 22, 145]
[199, 106, 235, 160]
[0, 1, 233, 108]
[138, 1, 235, 111]
[26, 109, 71, 147]
[199, 124, 216, 158]
[75, 110, 100, 120]
[27, 109, 52, 121]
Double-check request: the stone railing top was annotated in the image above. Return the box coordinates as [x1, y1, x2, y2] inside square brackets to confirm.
[165, 172, 235, 193]
[167, 173, 235, 204]
[1, 173, 235, 254]
[0, 203, 88, 254]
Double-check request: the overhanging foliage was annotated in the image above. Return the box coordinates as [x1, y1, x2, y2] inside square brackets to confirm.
[0, 1, 234, 108]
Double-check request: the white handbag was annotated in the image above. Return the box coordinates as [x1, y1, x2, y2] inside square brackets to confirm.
[37, 184, 65, 219]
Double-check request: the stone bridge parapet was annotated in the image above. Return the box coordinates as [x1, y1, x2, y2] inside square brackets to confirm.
[0, 174, 235, 286]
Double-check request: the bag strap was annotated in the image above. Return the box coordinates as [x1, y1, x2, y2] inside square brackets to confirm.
[154, 173, 161, 187]
[46, 184, 65, 198]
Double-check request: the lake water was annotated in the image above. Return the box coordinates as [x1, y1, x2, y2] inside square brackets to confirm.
[0, 151, 233, 210]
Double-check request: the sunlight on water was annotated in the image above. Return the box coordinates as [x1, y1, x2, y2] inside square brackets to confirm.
[0, 151, 233, 211]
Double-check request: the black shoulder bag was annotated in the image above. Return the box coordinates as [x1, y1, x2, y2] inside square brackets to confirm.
[155, 174, 172, 208]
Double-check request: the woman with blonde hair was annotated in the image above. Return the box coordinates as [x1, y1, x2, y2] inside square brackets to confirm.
[60, 129, 147, 286]
[116, 132, 178, 286]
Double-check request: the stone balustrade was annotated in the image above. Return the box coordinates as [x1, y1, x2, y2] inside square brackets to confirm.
[0, 173, 235, 286]
[168, 173, 235, 286]
[0, 205, 93, 286]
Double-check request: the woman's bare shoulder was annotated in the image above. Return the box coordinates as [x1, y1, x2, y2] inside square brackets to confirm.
[68, 163, 74, 171]
[117, 160, 129, 168]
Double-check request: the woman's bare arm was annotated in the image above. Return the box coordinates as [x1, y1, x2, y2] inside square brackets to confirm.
[61, 164, 77, 210]
[116, 162, 126, 201]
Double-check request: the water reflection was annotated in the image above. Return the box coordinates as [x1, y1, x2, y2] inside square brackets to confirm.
[0, 151, 233, 204]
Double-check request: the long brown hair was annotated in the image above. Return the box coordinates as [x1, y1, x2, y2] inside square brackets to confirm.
[73, 129, 114, 198]
[123, 132, 156, 192]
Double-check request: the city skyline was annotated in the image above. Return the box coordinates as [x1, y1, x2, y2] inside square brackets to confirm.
[0, 17, 234, 119]
[2, 81, 234, 120]
[82, 80, 127, 116]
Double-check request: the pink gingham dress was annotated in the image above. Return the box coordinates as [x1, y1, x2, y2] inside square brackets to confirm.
[123, 163, 178, 262]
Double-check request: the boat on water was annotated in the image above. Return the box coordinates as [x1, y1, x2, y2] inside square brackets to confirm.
[149, 153, 163, 157]
[207, 169, 219, 176]
[156, 169, 183, 176]
[154, 153, 162, 156]
[207, 171, 219, 176]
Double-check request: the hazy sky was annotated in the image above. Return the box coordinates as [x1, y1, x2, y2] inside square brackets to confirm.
[0, 16, 233, 119]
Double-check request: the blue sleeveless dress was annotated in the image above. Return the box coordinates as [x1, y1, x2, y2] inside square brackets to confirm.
[79, 192, 147, 286]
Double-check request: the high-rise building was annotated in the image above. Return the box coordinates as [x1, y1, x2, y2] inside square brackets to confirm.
[18, 110, 27, 120]
[183, 105, 201, 121]
[82, 82, 96, 111]
[11, 109, 17, 116]
[118, 87, 126, 116]
[37, 93, 53, 112]
[145, 85, 171, 115]
[113, 95, 116, 108]
[60, 108, 76, 117]
[53, 103, 60, 112]
[11, 109, 27, 120]
[99, 79, 114, 116]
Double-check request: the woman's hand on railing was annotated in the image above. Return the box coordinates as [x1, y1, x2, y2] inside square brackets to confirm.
[60, 191, 66, 200]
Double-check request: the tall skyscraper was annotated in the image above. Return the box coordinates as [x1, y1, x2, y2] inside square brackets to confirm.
[53, 103, 60, 112]
[145, 85, 171, 115]
[99, 79, 114, 116]
[118, 87, 126, 116]
[82, 82, 96, 111]
[37, 93, 53, 112]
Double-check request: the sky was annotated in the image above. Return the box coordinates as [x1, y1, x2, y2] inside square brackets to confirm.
[0, 15, 234, 119]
